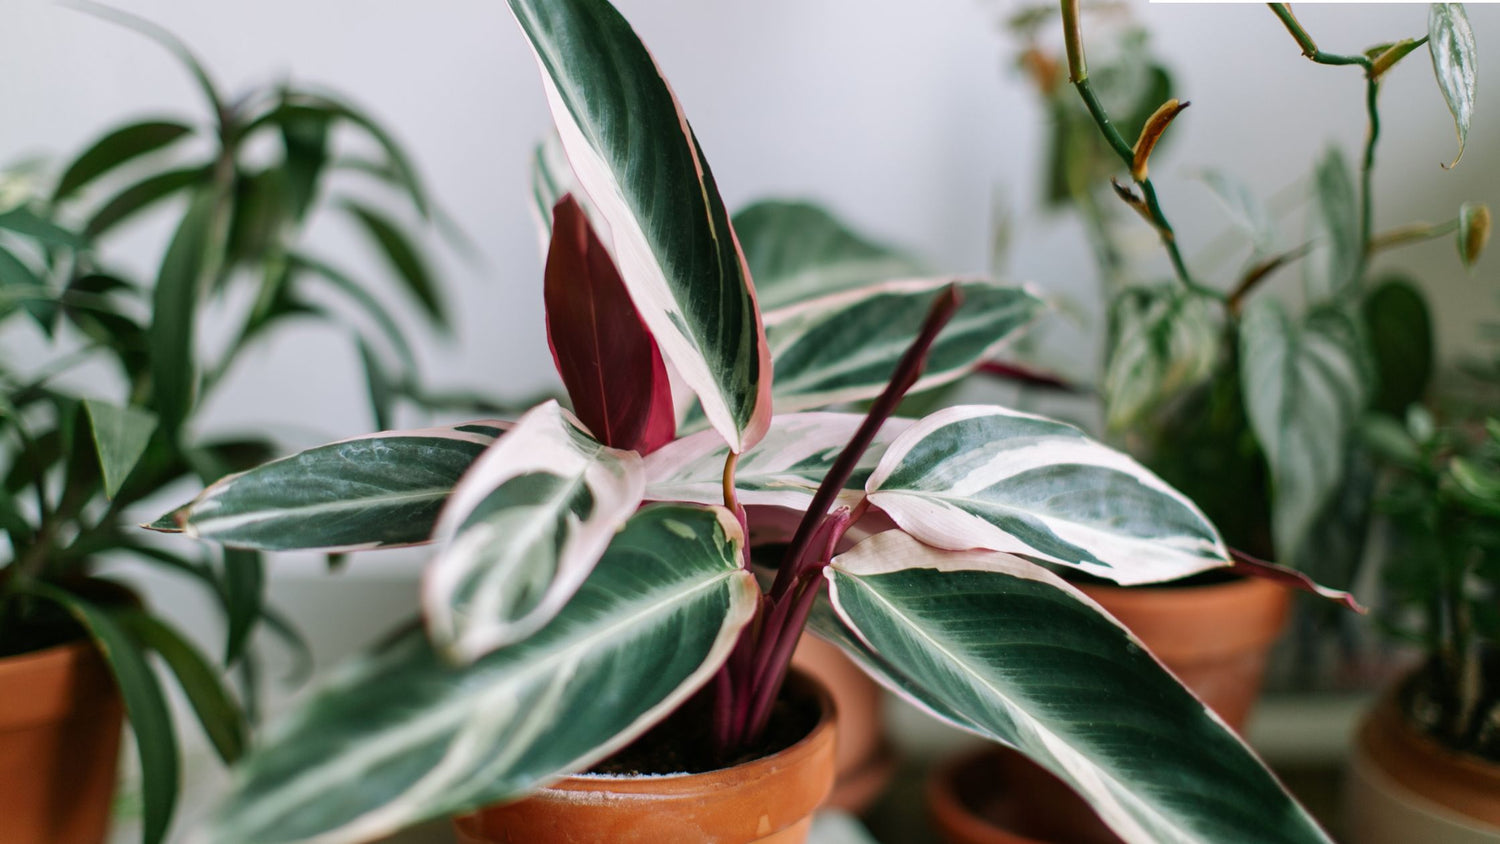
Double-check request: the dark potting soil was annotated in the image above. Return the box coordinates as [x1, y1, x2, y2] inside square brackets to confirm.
[1400, 654, 1500, 764]
[590, 679, 820, 776]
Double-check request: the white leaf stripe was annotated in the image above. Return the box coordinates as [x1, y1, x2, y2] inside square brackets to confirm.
[763, 278, 1042, 412]
[208, 505, 756, 844]
[823, 532, 1331, 844]
[643, 412, 911, 510]
[424, 401, 645, 662]
[508, 0, 771, 452]
[866, 405, 1228, 585]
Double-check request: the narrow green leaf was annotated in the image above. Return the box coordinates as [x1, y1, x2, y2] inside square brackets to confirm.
[149, 189, 219, 435]
[289, 252, 418, 378]
[290, 94, 430, 217]
[0, 241, 56, 331]
[0, 207, 89, 250]
[224, 170, 289, 267]
[1103, 285, 1221, 431]
[356, 338, 394, 431]
[206, 504, 755, 844]
[342, 200, 443, 326]
[82, 399, 158, 498]
[276, 105, 332, 220]
[53, 120, 194, 202]
[118, 609, 247, 765]
[1362, 276, 1433, 415]
[84, 167, 207, 239]
[28, 583, 179, 844]
[1429, 3, 1477, 169]
[1313, 147, 1359, 293]
[820, 532, 1331, 844]
[68, 2, 225, 120]
[1197, 169, 1275, 255]
[221, 549, 264, 666]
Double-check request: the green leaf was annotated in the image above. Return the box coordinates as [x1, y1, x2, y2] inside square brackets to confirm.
[28, 583, 179, 844]
[819, 532, 1331, 844]
[1361, 414, 1421, 465]
[1240, 300, 1373, 561]
[84, 167, 207, 239]
[356, 338, 394, 430]
[1103, 285, 1221, 431]
[731, 199, 924, 310]
[69, 2, 224, 119]
[154, 423, 507, 550]
[118, 609, 247, 765]
[424, 401, 645, 661]
[0, 241, 56, 331]
[149, 188, 219, 436]
[224, 170, 289, 268]
[221, 549, 264, 666]
[289, 94, 430, 217]
[288, 252, 418, 378]
[0, 206, 89, 250]
[277, 105, 332, 221]
[206, 504, 756, 844]
[765, 278, 1043, 412]
[508, 0, 771, 453]
[866, 405, 1229, 584]
[1197, 169, 1275, 255]
[1362, 276, 1433, 415]
[1313, 147, 1359, 293]
[342, 200, 443, 326]
[1429, 3, 1477, 169]
[53, 120, 194, 202]
[82, 399, 158, 498]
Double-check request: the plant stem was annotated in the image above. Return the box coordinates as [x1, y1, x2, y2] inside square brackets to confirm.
[1267, 5, 1373, 69]
[1367, 218, 1460, 253]
[1226, 243, 1314, 315]
[1357, 76, 1381, 282]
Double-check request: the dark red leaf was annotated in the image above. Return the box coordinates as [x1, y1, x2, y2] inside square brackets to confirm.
[1228, 548, 1367, 614]
[544, 195, 675, 453]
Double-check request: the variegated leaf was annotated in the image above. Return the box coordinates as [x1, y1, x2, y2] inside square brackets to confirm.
[507, 0, 772, 453]
[1103, 285, 1221, 431]
[765, 279, 1043, 413]
[152, 422, 509, 551]
[865, 405, 1228, 584]
[424, 401, 645, 662]
[818, 531, 1331, 844]
[205, 504, 756, 844]
[644, 412, 911, 510]
[732, 199, 924, 310]
[1429, 3, 1477, 169]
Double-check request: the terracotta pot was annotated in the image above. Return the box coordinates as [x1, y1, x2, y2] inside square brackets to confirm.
[0, 637, 124, 844]
[927, 746, 1119, 844]
[1346, 686, 1500, 843]
[453, 673, 837, 844]
[790, 633, 894, 812]
[1076, 575, 1291, 730]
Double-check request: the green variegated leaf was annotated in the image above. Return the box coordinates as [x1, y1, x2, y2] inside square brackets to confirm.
[1429, 3, 1477, 169]
[206, 504, 756, 844]
[1197, 169, 1275, 255]
[507, 0, 771, 452]
[820, 532, 1330, 844]
[1313, 147, 1360, 294]
[865, 405, 1228, 584]
[644, 412, 911, 510]
[765, 279, 1043, 412]
[1240, 300, 1372, 562]
[1103, 285, 1221, 431]
[732, 200, 924, 309]
[153, 422, 509, 551]
[424, 401, 645, 662]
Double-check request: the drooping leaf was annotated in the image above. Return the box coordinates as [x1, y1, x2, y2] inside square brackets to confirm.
[83, 166, 208, 239]
[118, 609, 247, 765]
[865, 404, 1229, 584]
[82, 398, 158, 498]
[1240, 299, 1373, 561]
[289, 252, 418, 377]
[206, 504, 755, 844]
[644, 412, 911, 510]
[221, 549, 264, 666]
[68, 2, 225, 121]
[0, 206, 89, 250]
[1103, 285, 1221, 431]
[1362, 276, 1432, 415]
[1313, 147, 1360, 293]
[276, 105, 332, 221]
[818, 532, 1331, 844]
[149, 188, 221, 436]
[544, 195, 675, 454]
[1429, 3, 1477, 169]
[53, 119, 194, 202]
[424, 401, 645, 662]
[152, 422, 508, 550]
[342, 200, 444, 326]
[507, 0, 771, 453]
[731, 199, 924, 310]
[29, 583, 179, 844]
[224, 170, 289, 269]
[764, 278, 1043, 412]
[291, 93, 431, 217]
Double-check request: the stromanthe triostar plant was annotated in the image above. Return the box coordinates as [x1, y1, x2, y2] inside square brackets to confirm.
[150, 1, 1354, 842]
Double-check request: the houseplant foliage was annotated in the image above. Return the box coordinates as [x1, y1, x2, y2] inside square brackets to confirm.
[1007, 1, 1488, 591]
[0, 8, 445, 843]
[153, 1, 1350, 842]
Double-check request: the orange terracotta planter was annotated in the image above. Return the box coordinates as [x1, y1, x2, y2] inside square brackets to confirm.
[453, 675, 837, 844]
[1346, 687, 1500, 843]
[791, 633, 894, 812]
[1076, 575, 1291, 730]
[928, 747, 1120, 844]
[0, 638, 124, 844]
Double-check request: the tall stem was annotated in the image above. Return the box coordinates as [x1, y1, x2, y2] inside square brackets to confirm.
[1356, 76, 1381, 281]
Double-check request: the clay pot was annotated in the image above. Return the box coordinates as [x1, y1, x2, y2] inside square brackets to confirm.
[790, 633, 894, 812]
[1076, 575, 1291, 730]
[453, 673, 837, 844]
[1346, 687, 1500, 843]
[0, 638, 125, 844]
[928, 746, 1120, 844]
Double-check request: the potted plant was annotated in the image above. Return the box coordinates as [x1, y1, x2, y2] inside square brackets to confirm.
[149, 1, 1353, 843]
[0, 8, 446, 842]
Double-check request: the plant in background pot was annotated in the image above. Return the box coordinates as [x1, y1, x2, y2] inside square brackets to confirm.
[0, 8, 447, 843]
[150, 1, 1354, 843]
